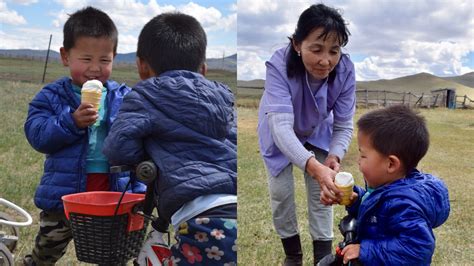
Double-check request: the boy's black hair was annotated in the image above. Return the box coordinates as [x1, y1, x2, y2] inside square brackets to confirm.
[357, 105, 430, 174]
[137, 12, 207, 75]
[63, 6, 118, 54]
[286, 3, 350, 78]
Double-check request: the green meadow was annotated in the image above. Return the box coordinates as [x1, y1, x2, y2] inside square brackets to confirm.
[0, 56, 473, 264]
[237, 93, 474, 265]
[0, 56, 235, 265]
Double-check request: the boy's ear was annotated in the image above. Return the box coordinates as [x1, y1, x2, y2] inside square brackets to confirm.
[136, 57, 155, 80]
[60, 47, 69, 67]
[200, 62, 207, 76]
[387, 155, 402, 174]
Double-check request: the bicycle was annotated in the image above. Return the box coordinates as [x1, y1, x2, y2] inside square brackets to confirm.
[0, 197, 33, 266]
[317, 214, 362, 266]
[62, 161, 171, 265]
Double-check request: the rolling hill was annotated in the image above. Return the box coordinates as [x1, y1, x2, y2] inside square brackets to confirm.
[238, 72, 474, 99]
[0, 49, 237, 72]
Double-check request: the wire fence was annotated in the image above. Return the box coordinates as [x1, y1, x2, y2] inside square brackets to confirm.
[355, 89, 473, 109]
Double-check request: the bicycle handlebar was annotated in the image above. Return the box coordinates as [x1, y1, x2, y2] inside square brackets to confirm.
[0, 198, 33, 227]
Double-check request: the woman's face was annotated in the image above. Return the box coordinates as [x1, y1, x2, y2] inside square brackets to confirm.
[293, 27, 342, 80]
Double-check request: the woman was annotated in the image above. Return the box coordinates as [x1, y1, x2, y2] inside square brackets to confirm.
[257, 4, 355, 265]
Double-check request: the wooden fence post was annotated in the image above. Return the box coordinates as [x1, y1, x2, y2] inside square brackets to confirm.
[432, 94, 439, 108]
[365, 89, 368, 108]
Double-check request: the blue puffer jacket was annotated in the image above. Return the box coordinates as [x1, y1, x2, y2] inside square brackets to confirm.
[24, 77, 145, 212]
[347, 169, 450, 265]
[103, 70, 237, 222]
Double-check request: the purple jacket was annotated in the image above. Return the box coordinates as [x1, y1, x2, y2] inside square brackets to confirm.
[258, 46, 356, 176]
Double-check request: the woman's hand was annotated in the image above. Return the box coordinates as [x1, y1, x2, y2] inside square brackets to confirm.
[324, 154, 340, 171]
[341, 244, 360, 264]
[305, 157, 342, 205]
[73, 103, 98, 128]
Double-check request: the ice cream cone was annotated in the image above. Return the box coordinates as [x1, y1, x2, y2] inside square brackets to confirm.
[81, 80, 103, 112]
[335, 172, 354, 206]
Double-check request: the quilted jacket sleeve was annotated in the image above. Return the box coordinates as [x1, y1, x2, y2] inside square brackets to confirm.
[103, 90, 151, 166]
[24, 87, 85, 154]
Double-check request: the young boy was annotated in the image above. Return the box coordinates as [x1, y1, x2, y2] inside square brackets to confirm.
[23, 6, 144, 265]
[340, 105, 450, 265]
[102, 12, 237, 265]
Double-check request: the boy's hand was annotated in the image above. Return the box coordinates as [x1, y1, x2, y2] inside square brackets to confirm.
[73, 103, 98, 128]
[341, 243, 360, 264]
[342, 192, 359, 206]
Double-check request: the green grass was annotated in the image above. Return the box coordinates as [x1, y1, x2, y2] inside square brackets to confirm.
[1, 56, 473, 265]
[238, 105, 474, 265]
[0, 57, 235, 265]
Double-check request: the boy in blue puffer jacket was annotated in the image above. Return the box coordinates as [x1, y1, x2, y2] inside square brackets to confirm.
[103, 12, 237, 265]
[23, 6, 145, 265]
[338, 105, 450, 265]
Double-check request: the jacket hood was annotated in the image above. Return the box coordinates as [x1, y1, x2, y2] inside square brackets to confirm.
[368, 169, 450, 228]
[133, 70, 235, 139]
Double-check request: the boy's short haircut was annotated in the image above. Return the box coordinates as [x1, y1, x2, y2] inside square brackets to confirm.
[63, 6, 118, 54]
[136, 12, 207, 75]
[357, 105, 429, 174]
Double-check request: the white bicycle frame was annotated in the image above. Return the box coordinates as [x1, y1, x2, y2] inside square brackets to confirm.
[0, 197, 33, 266]
[0, 198, 33, 227]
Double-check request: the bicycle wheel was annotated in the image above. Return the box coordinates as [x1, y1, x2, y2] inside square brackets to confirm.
[0, 212, 19, 252]
[0, 243, 14, 266]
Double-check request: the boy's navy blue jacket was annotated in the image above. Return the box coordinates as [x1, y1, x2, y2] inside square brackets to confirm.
[24, 77, 145, 212]
[347, 169, 450, 265]
[103, 70, 237, 222]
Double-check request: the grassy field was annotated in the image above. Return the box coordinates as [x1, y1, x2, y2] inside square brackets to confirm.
[237, 93, 474, 264]
[0, 56, 235, 265]
[1, 55, 474, 265]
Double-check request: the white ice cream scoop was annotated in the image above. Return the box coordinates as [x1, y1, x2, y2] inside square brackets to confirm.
[335, 172, 354, 186]
[82, 80, 103, 93]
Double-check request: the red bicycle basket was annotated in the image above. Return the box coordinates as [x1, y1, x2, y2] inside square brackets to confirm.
[62, 192, 148, 265]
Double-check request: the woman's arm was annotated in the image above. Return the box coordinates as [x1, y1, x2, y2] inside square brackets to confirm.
[268, 112, 312, 170]
[268, 112, 341, 204]
[326, 118, 354, 171]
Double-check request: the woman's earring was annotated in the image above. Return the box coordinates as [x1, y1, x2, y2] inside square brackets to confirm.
[297, 51, 301, 57]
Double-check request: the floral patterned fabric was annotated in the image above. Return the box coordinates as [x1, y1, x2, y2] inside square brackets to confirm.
[163, 217, 237, 265]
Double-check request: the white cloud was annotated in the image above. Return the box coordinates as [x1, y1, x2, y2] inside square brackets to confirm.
[238, 0, 474, 80]
[0, 27, 61, 50]
[46, 0, 236, 54]
[237, 0, 278, 15]
[0, 1, 26, 25]
[207, 45, 236, 59]
[11, 0, 38, 5]
[237, 49, 266, 80]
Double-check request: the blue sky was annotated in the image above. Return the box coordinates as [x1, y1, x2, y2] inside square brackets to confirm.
[1, 0, 473, 81]
[0, 0, 236, 58]
[237, 0, 474, 81]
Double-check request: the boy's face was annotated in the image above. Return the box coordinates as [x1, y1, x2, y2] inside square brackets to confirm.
[60, 36, 115, 87]
[357, 130, 392, 189]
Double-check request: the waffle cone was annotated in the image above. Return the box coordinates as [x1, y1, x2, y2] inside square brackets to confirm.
[81, 91, 101, 111]
[335, 183, 353, 206]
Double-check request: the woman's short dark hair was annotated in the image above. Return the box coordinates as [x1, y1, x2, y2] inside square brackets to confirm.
[63, 6, 118, 54]
[137, 12, 207, 75]
[286, 4, 350, 78]
[357, 105, 430, 174]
